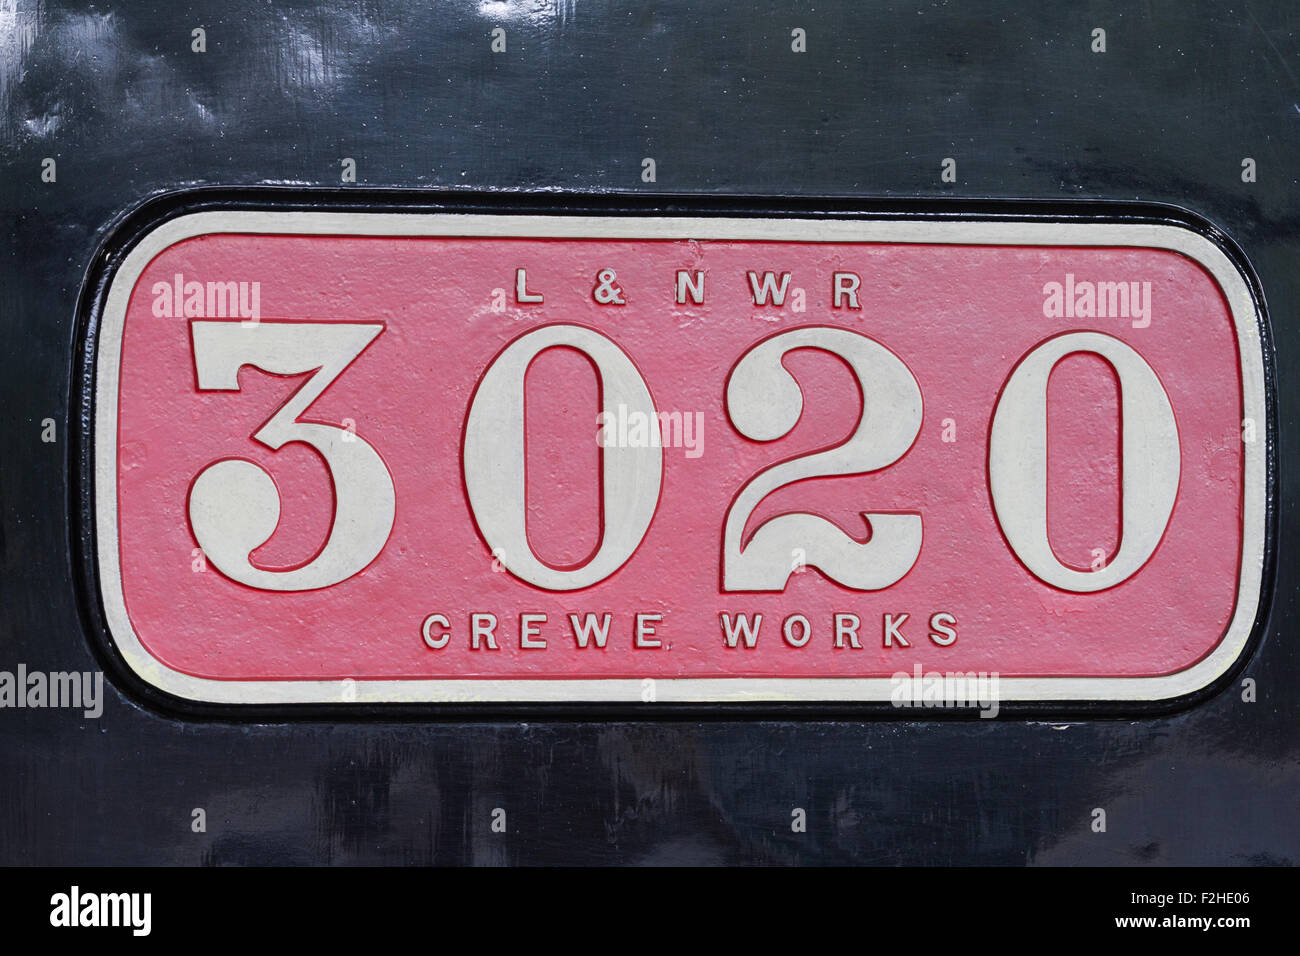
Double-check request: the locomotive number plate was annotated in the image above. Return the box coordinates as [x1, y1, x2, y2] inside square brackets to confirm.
[90, 211, 1268, 706]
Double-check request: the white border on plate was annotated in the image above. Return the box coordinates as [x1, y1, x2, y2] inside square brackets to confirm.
[93, 212, 1268, 704]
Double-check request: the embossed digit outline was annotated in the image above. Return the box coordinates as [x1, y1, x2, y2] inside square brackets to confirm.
[463, 324, 663, 591]
[188, 321, 396, 591]
[722, 326, 924, 592]
[989, 331, 1181, 592]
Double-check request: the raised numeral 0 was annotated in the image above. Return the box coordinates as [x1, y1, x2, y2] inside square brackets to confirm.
[463, 324, 663, 591]
[989, 331, 1180, 592]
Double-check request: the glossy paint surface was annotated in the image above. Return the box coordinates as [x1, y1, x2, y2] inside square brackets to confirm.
[0, 1, 1296, 864]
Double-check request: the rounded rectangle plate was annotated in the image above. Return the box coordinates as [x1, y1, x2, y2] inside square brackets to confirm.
[78, 195, 1273, 712]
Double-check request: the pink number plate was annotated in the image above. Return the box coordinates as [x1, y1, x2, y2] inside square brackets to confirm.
[90, 210, 1268, 707]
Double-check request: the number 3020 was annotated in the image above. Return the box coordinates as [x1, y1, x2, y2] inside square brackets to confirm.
[186, 321, 1179, 595]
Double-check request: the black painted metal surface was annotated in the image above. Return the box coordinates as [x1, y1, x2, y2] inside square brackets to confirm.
[1, 0, 1297, 865]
